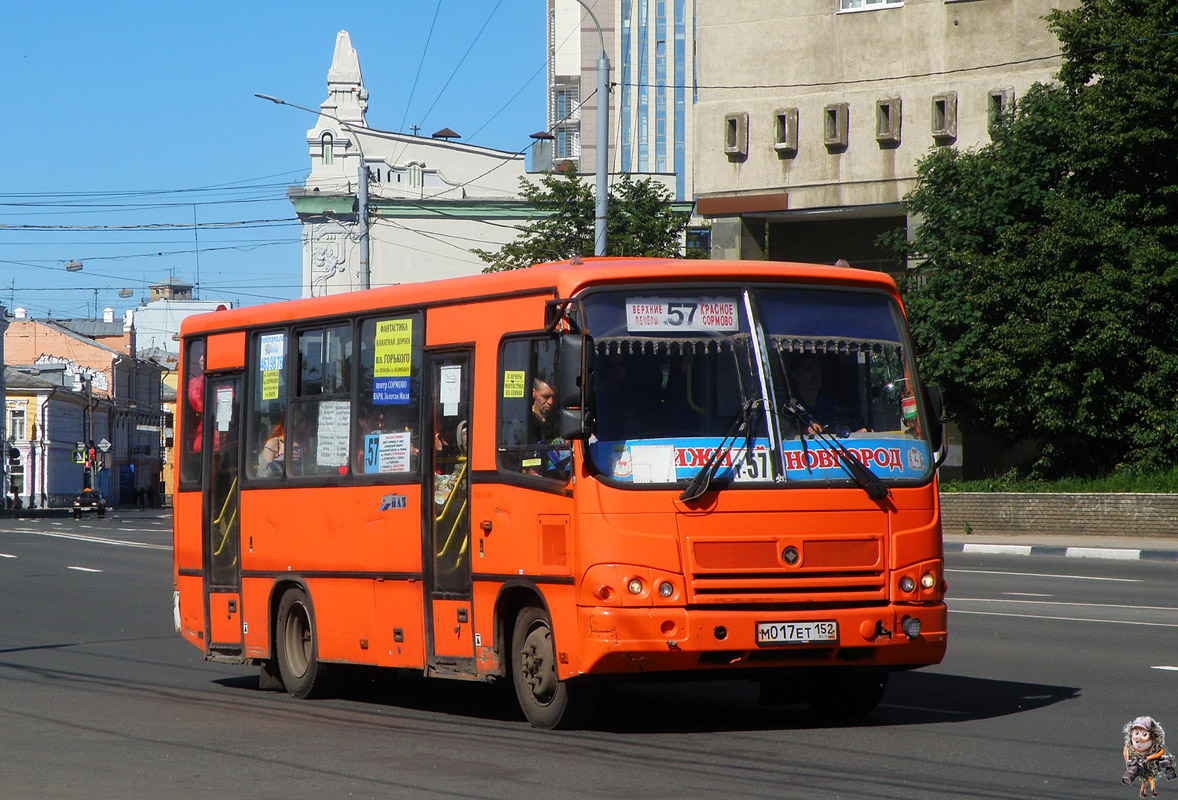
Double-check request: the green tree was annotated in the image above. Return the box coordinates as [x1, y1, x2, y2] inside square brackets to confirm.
[475, 165, 688, 272]
[901, 0, 1178, 477]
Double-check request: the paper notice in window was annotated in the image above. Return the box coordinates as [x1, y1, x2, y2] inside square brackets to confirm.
[629, 444, 677, 483]
[440, 365, 461, 416]
[316, 400, 351, 466]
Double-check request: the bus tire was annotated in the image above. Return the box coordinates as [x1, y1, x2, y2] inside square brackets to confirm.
[807, 670, 887, 717]
[511, 606, 591, 729]
[275, 586, 330, 699]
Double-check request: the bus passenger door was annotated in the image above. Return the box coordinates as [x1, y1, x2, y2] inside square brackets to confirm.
[203, 373, 244, 660]
[424, 351, 475, 673]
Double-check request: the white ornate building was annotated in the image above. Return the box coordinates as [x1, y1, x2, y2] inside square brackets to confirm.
[291, 32, 535, 295]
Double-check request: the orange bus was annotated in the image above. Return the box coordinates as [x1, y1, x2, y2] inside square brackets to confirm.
[172, 258, 947, 728]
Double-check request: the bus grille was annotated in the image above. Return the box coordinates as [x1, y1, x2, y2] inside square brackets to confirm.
[687, 537, 887, 606]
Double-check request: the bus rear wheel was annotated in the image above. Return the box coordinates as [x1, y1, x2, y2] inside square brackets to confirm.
[275, 586, 330, 699]
[511, 606, 592, 729]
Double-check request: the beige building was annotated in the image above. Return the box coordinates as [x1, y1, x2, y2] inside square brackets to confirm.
[695, 0, 1079, 269]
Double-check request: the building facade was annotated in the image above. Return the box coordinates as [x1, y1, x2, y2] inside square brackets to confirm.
[5, 365, 113, 508]
[547, 0, 696, 201]
[289, 31, 536, 295]
[4, 315, 165, 507]
[694, 0, 1079, 270]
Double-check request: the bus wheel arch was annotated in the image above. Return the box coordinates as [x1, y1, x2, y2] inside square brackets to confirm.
[273, 582, 331, 699]
[493, 583, 550, 679]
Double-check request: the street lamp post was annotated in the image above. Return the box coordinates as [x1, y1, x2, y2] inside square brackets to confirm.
[256, 93, 371, 290]
[571, 0, 610, 257]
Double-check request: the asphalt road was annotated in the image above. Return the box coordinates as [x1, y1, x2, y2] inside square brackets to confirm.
[1, 511, 1174, 799]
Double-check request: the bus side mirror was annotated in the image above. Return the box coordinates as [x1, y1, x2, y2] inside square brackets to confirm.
[557, 333, 594, 409]
[923, 384, 946, 454]
[557, 333, 594, 440]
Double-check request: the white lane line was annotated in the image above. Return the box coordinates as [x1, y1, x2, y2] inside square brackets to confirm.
[0, 553, 16, 559]
[67, 566, 103, 573]
[947, 568, 1140, 583]
[950, 609, 1178, 628]
[1004, 592, 1053, 597]
[1151, 666, 1178, 671]
[11, 529, 169, 551]
[953, 597, 1178, 612]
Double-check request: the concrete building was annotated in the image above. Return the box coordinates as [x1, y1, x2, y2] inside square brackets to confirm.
[547, 0, 696, 201]
[4, 314, 165, 506]
[289, 31, 536, 295]
[694, 0, 1079, 270]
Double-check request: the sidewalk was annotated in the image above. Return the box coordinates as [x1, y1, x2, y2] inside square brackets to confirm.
[943, 531, 1178, 562]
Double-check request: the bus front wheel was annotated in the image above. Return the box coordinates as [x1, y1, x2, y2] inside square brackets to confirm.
[275, 586, 330, 699]
[511, 606, 592, 729]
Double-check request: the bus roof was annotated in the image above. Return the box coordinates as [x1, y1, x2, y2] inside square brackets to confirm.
[179, 258, 901, 337]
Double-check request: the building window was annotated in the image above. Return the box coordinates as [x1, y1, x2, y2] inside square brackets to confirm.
[7, 406, 26, 441]
[838, 0, 902, 11]
[988, 87, 1014, 134]
[932, 92, 958, 144]
[724, 112, 748, 159]
[321, 133, 333, 166]
[876, 97, 902, 146]
[773, 108, 799, 157]
[824, 103, 849, 151]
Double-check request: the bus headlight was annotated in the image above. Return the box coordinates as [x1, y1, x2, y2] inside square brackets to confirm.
[658, 581, 674, 598]
[899, 576, 915, 593]
[627, 578, 644, 595]
[920, 571, 937, 590]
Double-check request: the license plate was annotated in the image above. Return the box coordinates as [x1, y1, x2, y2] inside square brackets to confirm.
[756, 620, 838, 646]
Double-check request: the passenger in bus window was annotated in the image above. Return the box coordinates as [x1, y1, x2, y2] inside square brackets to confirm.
[187, 349, 205, 452]
[258, 422, 285, 477]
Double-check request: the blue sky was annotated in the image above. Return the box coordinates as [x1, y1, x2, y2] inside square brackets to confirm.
[0, 2, 546, 317]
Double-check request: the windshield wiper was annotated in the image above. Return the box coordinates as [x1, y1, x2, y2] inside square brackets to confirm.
[779, 402, 890, 501]
[679, 399, 757, 502]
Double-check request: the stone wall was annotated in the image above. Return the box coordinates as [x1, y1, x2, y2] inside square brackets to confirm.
[940, 493, 1178, 537]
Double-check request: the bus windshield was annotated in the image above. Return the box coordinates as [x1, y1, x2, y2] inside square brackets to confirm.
[583, 285, 934, 488]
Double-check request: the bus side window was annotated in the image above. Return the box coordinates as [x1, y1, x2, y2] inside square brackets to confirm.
[179, 338, 205, 485]
[498, 338, 571, 481]
[246, 330, 288, 481]
[354, 313, 423, 475]
[289, 324, 353, 478]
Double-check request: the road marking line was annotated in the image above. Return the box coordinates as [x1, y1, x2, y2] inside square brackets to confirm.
[950, 609, 1178, 627]
[67, 566, 103, 573]
[1150, 666, 1178, 671]
[1004, 592, 1053, 597]
[947, 568, 1140, 583]
[0, 553, 16, 559]
[12, 530, 169, 551]
[954, 597, 1178, 611]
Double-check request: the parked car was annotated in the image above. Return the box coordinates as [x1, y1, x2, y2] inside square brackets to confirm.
[72, 489, 106, 519]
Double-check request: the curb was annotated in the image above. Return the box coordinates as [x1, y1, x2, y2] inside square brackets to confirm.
[944, 542, 1178, 563]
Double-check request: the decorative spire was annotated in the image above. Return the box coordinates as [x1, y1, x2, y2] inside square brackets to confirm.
[321, 30, 368, 126]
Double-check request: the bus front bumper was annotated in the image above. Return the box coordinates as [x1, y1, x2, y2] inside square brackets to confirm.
[572, 603, 947, 677]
